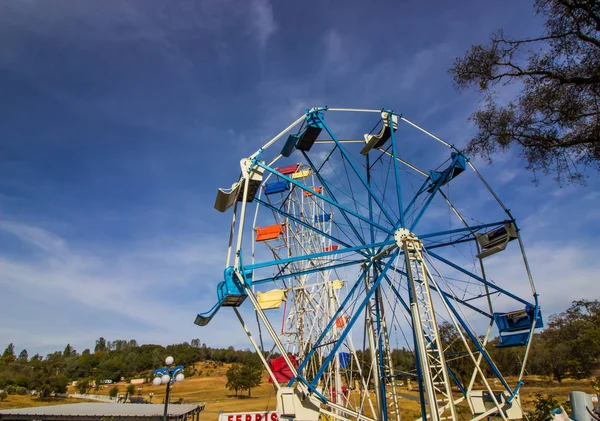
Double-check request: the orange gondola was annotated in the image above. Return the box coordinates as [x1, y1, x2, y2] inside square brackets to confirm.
[303, 186, 323, 197]
[336, 316, 349, 328]
[255, 224, 285, 242]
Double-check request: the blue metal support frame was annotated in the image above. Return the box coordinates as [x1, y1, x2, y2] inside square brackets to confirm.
[423, 237, 474, 250]
[374, 277, 388, 421]
[447, 367, 467, 397]
[316, 115, 397, 228]
[409, 176, 444, 232]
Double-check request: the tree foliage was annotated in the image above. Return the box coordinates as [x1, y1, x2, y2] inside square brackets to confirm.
[451, 0, 600, 183]
[0, 337, 258, 393]
[76, 378, 92, 395]
[1, 343, 16, 364]
[540, 299, 600, 379]
[225, 364, 243, 397]
[126, 383, 135, 399]
[109, 385, 119, 398]
[225, 355, 263, 398]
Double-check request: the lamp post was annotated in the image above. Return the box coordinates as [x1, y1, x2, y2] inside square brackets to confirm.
[153, 356, 184, 421]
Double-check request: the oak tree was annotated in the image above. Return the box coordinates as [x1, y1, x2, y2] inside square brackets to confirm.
[451, 0, 600, 183]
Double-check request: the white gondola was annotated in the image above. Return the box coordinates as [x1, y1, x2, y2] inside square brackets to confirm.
[214, 158, 265, 212]
[476, 222, 518, 259]
[360, 111, 398, 155]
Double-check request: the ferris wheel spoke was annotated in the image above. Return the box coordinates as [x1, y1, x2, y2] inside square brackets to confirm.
[292, 260, 375, 383]
[317, 116, 397, 229]
[252, 258, 368, 285]
[301, 150, 368, 246]
[427, 250, 534, 308]
[297, 253, 399, 389]
[419, 220, 511, 241]
[255, 197, 360, 253]
[422, 237, 474, 251]
[246, 238, 395, 271]
[255, 161, 395, 236]
[384, 261, 493, 319]
[424, 270, 514, 396]
[388, 114, 406, 228]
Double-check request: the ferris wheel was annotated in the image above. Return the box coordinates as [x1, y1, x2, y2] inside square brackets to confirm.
[195, 107, 543, 421]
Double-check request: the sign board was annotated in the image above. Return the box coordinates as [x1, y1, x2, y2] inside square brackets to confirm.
[219, 412, 279, 421]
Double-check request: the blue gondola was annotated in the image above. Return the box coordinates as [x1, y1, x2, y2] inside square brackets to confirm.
[427, 152, 466, 193]
[194, 267, 253, 327]
[494, 306, 543, 348]
[339, 352, 351, 368]
[296, 111, 324, 152]
[265, 181, 289, 195]
[315, 214, 331, 223]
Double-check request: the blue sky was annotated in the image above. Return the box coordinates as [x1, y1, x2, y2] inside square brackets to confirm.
[1, 0, 599, 357]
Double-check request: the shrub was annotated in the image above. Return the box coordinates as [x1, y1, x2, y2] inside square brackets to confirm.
[5, 385, 16, 394]
[0, 391, 8, 401]
[109, 386, 119, 398]
[16, 386, 27, 395]
[529, 394, 561, 421]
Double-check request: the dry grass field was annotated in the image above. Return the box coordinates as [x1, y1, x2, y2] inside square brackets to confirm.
[2, 362, 596, 421]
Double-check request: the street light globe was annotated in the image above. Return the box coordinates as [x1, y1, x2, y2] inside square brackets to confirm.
[152, 377, 162, 387]
[161, 374, 171, 385]
[175, 373, 184, 382]
[165, 356, 174, 366]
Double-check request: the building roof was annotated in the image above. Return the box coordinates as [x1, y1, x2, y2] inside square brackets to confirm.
[0, 403, 205, 421]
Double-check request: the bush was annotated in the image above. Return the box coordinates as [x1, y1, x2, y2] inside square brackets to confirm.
[5, 385, 16, 395]
[109, 386, 119, 398]
[0, 391, 8, 401]
[16, 386, 27, 395]
[529, 394, 561, 421]
[126, 384, 135, 396]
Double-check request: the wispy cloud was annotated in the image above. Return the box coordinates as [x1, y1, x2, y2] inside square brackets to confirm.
[249, 0, 277, 52]
[0, 219, 231, 353]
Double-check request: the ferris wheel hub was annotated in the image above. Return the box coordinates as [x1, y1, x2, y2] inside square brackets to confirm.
[394, 227, 416, 246]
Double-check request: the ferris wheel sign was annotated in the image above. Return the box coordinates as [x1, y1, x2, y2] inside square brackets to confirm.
[197, 107, 543, 421]
[219, 412, 279, 421]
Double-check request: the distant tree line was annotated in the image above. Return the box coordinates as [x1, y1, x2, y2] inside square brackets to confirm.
[1, 299, 597, 398]
[0, 338, 262, 397]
